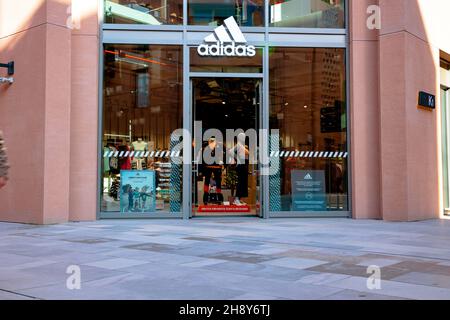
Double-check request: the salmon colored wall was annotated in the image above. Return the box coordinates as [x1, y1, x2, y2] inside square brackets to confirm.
[350, 0, 450, 221]
[69, 1, 99, 221]
[0, 25, 47, 224]
[0, 0, 71, 224]
[349, 0, 381, 219]
[0, 0, 98, 224]
[378, 0, 446, 221]
[42, 20, 72, 224]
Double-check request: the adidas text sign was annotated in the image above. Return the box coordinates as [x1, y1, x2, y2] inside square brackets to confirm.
[197, 17, 256, 57]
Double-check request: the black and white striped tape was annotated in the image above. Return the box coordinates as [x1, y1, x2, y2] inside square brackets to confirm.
[103, 150, 181, 158]
[103, 150, 348, 159]
[270, 151, 349, 159]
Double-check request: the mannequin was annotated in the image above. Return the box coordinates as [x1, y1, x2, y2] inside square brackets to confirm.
[132, 138, 148, 153]
[201, 137, 224, 205]
[230, 133, 249, 206]
[132, 137, 148, 170]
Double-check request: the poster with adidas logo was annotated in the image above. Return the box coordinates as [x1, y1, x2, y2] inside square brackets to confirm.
[291, 170, 326, 211]
[197, 16, 256, 57]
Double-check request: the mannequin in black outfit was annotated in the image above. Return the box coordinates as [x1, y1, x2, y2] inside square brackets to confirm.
[231, 133, 249, 206]
[201, 138, 224, 205]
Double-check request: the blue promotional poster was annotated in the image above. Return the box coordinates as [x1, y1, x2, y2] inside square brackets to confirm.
[291, 170, 326, 212]
[120, 170, 156, 213]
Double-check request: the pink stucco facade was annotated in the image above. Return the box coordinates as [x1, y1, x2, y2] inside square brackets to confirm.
[0, 0, 98, 223]
[350, 0, 450, 221]
[0, 0, 449, 224]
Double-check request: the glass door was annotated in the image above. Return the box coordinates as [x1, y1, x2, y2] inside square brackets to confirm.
[191, 77, 263, 217]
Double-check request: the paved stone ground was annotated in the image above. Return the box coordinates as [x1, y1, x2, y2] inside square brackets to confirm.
[2, 218, 450, 300]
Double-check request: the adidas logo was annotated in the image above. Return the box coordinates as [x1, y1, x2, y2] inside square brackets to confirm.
[304, 173, 313, 180]
[197, 17, 256, 57]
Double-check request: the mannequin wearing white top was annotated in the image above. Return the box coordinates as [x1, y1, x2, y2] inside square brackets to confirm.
[132, 138, 148, 170]
[132, 138, 148, 153]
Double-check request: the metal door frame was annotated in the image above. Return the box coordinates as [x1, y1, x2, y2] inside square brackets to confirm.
[187, 72, 266, 219]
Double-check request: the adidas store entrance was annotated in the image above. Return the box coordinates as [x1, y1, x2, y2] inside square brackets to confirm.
[191, 77, 263, 217]
[100, 1, 349, 219]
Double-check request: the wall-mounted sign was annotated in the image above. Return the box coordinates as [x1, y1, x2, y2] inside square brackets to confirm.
[291, 170, 326, 211]
[197, 16, 256, 57]
[418, 91, 436, 110]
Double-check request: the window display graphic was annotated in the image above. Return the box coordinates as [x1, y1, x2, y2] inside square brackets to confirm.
[291, 170, 326, 211]
[120, 170, 156, 213]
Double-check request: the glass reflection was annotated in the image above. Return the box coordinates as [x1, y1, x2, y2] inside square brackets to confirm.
[269, 0, 345, 28]
[104, 0, 183, 25]
[269, 47, 348, 212]
[188, 0, 265, 26]
[102, 44, 183, 213]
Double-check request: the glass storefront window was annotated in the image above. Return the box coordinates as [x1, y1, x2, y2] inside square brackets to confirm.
[103, 0, 346, 28]
[104, 0, 183, 25]
[269, 0, 345, 28]
[101, 1, 349, 217]
[269, 47, 348, 212]
[102, 44, 183, 214]
[188, 0, 265, 26]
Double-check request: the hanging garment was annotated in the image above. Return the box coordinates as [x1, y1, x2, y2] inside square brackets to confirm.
[109, 146, 120, 174]
[103, 147, 110, 173]
[118, 145, 132, 170]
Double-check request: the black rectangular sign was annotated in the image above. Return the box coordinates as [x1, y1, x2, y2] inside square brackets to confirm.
[418, 91, 436, 109]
